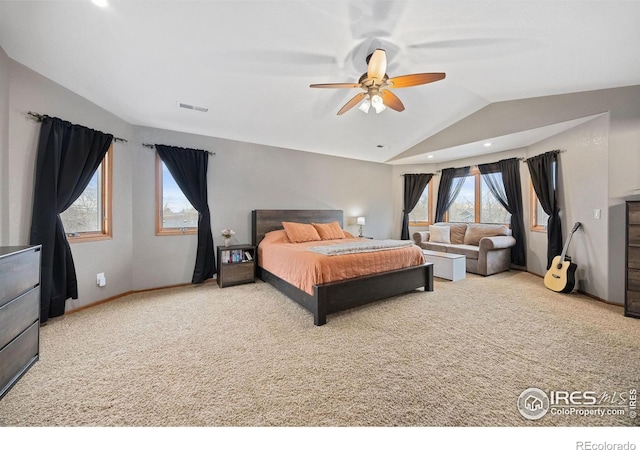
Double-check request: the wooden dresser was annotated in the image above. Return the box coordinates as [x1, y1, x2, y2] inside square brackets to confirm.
[0, 245, 41, 400]
[626, 201, 640, 319]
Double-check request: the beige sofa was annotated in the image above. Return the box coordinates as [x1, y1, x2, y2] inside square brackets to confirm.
[412, 222, 516, 276]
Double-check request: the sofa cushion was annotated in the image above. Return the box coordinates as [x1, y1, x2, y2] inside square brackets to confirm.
[422, 242, 449, 253]
[445, 244, 480, 260]
[434, 222, 467, 245]
[463, 223, 510, 246]
[429, 225, 451, 244]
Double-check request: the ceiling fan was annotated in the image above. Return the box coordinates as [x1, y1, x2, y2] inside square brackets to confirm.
[310, 48, 445, 115]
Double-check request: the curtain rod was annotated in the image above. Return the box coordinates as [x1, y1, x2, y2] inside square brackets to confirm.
[402, 172, 435, 176]
[142, 143, 215, 155]
[522, 149, 564, 163]
[27, 112, 128, 143]
[430, 158, 527, 173]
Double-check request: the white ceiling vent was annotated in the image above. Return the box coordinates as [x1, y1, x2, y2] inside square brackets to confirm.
[177, 102, 208, 113]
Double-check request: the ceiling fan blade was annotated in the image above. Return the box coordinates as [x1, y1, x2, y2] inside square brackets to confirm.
[387, 73, 446, 88]
[367, 49, 387, 81]
[310, 83, 360, 89]
[380, 90, 405, 112]
[337, 92, 367, 115]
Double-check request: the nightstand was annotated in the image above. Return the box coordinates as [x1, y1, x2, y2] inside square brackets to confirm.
[216, 244, 256, 288]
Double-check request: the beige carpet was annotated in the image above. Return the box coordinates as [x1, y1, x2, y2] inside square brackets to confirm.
[1, 271, 638, 427]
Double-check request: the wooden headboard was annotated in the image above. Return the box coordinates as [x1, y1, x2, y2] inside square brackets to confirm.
[251, 209, 344, 247]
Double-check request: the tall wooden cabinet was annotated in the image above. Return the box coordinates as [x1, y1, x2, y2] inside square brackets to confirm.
[626, 201, 640, 319]
[0, 245, 41, 400]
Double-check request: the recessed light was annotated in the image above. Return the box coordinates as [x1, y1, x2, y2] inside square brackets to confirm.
[92, 0, 108, 7]
[483, 142, 492, 147]
[427, 155, 434, 159]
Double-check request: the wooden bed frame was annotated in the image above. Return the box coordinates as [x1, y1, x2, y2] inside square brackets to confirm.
[251, 209, 434, 326]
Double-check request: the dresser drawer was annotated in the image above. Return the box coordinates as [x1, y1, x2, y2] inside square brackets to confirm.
[0, 287, 40, 350]
[219, 262, 255, 287]
[629, 202, 640, 225]
[626, 290, 640, 316]
[628, 247, 640, 270]
[0, 247, 40, 308]
[0, 321, 39, 399]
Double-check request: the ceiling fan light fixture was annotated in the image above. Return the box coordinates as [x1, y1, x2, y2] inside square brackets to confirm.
[371, 94, 386, 113]
[310, 44, 444, 115]
[359, 98, 371, 113]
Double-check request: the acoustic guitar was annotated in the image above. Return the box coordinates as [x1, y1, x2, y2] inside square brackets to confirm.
[544, 222, 582, 293]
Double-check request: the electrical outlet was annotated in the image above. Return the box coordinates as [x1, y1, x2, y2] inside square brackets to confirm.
[97, 272, 106, 287]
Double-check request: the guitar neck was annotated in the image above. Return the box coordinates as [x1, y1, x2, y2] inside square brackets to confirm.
[559, 223, 582, 261]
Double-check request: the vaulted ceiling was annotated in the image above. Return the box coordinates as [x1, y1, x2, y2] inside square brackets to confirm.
[1, 1, 639, 164]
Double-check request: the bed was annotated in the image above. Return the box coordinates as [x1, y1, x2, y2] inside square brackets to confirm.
[251, 209, 433, 325]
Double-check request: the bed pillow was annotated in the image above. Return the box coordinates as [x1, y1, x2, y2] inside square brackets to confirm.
[282, 221, 322, 243]
[429, 225, 451, 244]
[312, 221, 346, 240]
[261, 229, 291, 244]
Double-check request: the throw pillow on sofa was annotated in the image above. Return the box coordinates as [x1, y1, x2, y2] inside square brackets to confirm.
[433, 222, 467, 244]
[463, 223, 510, 246]
[429, 225, 451, 244]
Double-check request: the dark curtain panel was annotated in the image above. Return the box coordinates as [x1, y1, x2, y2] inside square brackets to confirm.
[527, 151, 562, 269]
[434, 166, 470, 222]
[401, 173, 433, 239]
[155, 145, 215, 283]
[478, 158, 527, 267]
[29, 117, 113, 322]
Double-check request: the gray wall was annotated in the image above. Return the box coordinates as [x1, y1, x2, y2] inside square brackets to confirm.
[395, 111, 626, 304]
[131, 126, 394, 290]
[525, 114, 609, 300]
[4, 58, 135, 312]
[398, 118, 611, 302]
[0, 46, 10, 244]
[2, 47, 640, 311]
[1, 52, 394, 308]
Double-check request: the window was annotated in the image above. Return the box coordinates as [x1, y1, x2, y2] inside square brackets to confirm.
[446, 168, 511, 224]
[529, 159, 556, 232]
[408, 179, 433, 226]
[60, 144, 112, 242]
[530, 184, 550, 231]
[156, 154, 198, 235]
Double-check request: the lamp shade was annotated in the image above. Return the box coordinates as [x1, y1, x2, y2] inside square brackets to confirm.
[356, 216, 366, 226]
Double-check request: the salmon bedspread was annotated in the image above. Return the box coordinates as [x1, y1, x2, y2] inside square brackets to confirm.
[258, 230, 426, 296]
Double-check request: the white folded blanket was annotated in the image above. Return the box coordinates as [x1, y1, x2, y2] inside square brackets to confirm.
[307, 239, 414, 256]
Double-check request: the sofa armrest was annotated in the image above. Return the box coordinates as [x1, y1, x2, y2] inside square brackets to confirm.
[412, 231, 430, 247]
[479, 235, 516, 251]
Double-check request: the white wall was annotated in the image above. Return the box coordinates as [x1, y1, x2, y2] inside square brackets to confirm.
[131, 126, 394, 290]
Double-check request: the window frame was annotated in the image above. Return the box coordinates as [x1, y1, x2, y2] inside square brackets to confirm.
[444, 167, 510, 225]
[530, 182, 548, 232]
[407, 178, 434, 227]
[529, 158, 556, 232]
[65, 144, 113, 243]
[155, 153, 198, 236]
